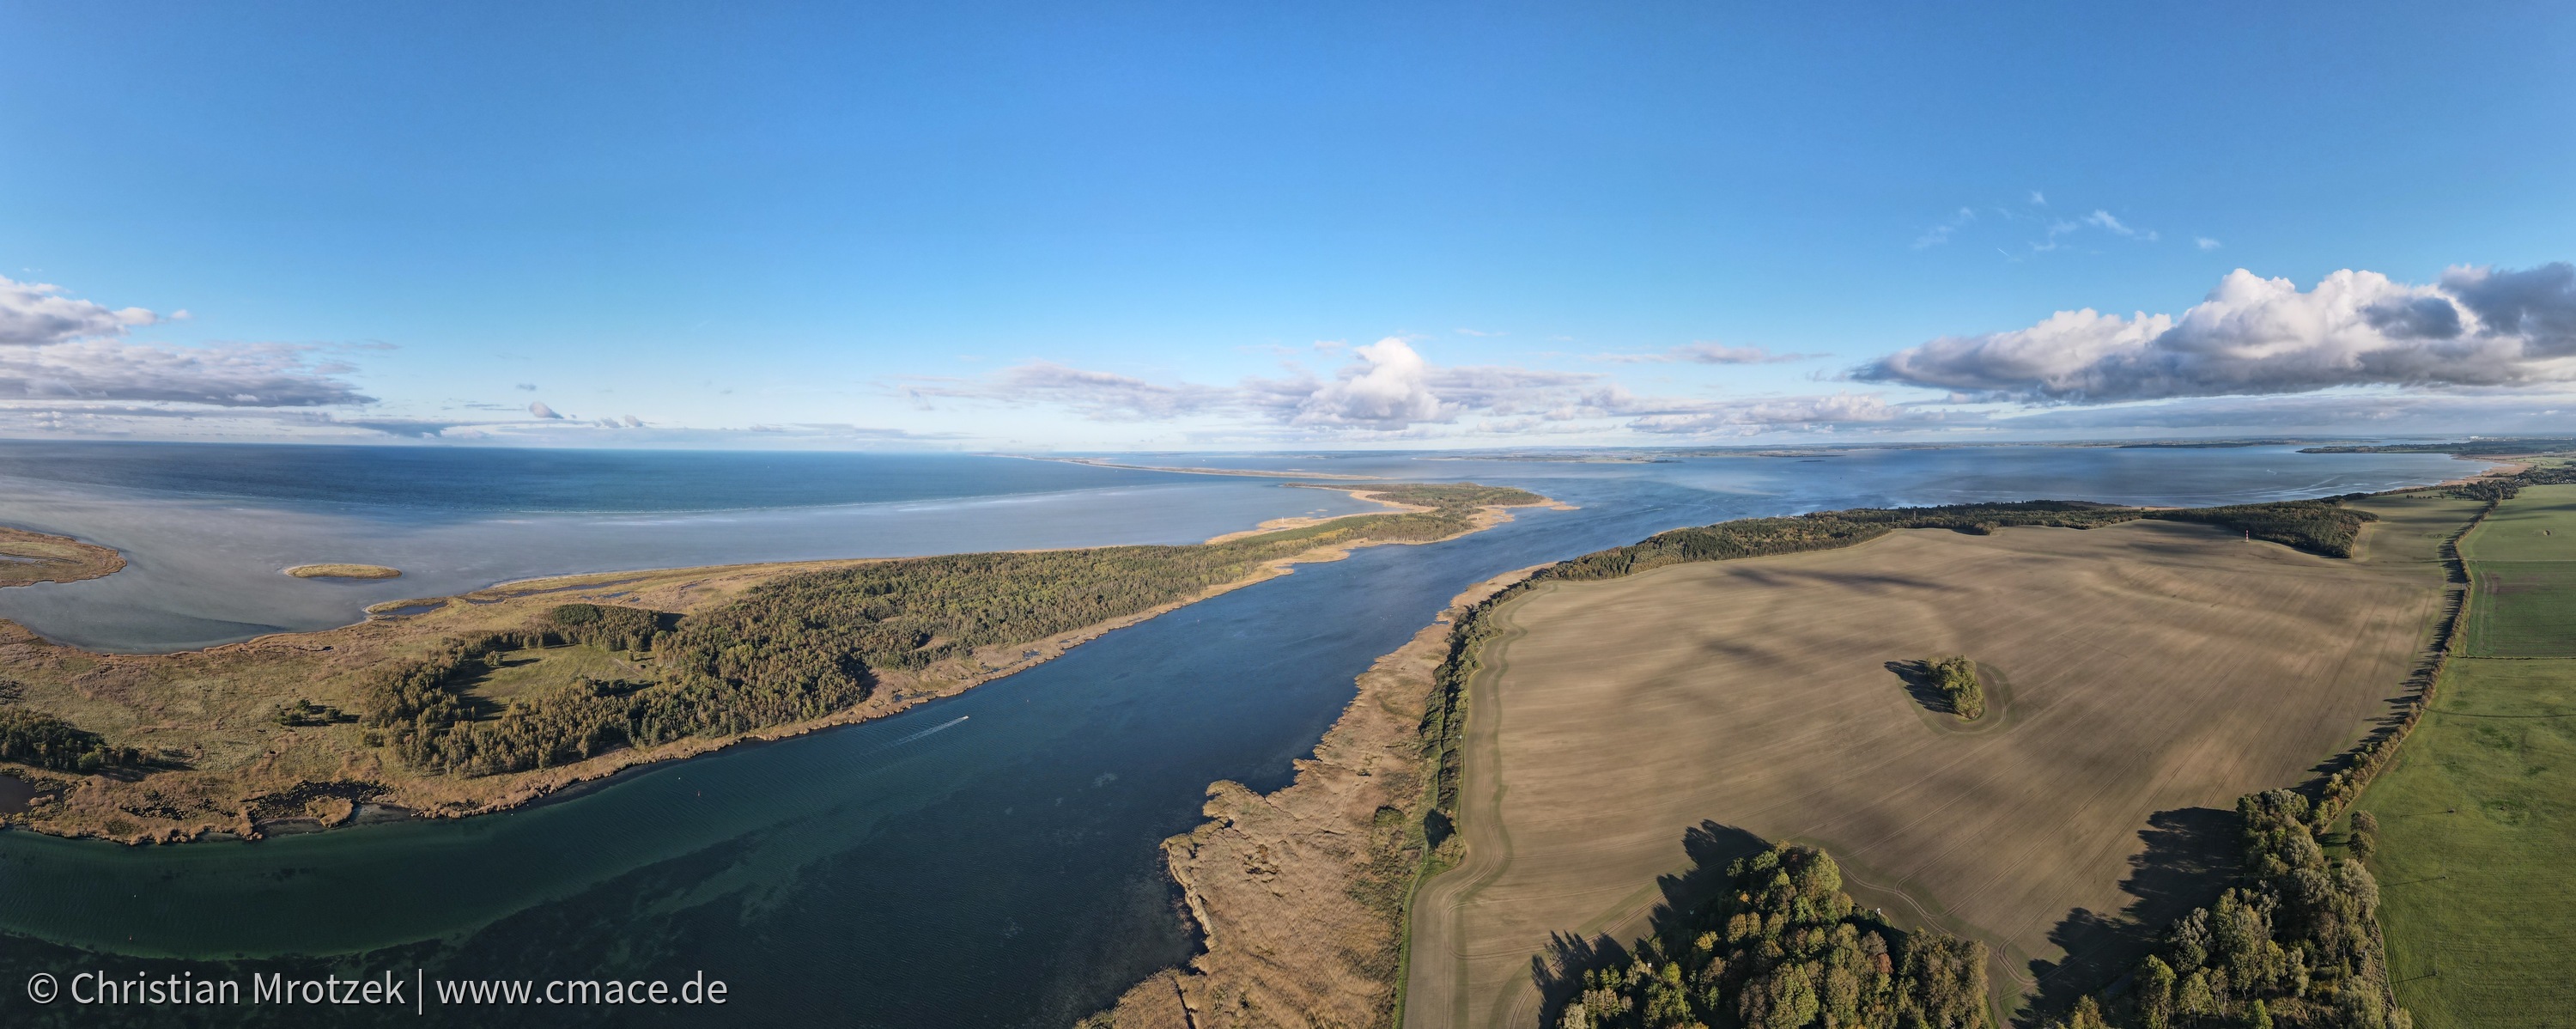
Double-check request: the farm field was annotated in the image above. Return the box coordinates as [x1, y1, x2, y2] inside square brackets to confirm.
[1406, 493, 2478, 1028]
[2461, 484, 2576, 656]
[2352, 659, 2576, 1027]
[2357, 481, 2576, 1026]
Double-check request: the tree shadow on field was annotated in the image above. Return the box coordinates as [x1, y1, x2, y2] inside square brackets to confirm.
[2018, 807, 2240, 1024]
[1531, 821, 1770, 1026]
[1886, 660, 1965, 716]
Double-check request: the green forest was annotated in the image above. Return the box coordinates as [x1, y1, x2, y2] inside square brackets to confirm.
[0, 703, 140, 773]
[1552, 843, 1990, 1029]
[2036, 789, 2408, 1029]
[361, 483, 1543, 776]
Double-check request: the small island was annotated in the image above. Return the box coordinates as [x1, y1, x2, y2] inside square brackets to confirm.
[0, 526, 125, 588]
[285, 563, 405, 580]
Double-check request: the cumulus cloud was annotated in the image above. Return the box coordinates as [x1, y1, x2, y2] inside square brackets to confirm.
[0, 341, 372, 406]
[529, 401, 562, 418]
[1856, 264, 2576, 402]
[0, 275, 161, 346]
[1282, 338, 1446, 427]
[1590, 343, 1813, 365]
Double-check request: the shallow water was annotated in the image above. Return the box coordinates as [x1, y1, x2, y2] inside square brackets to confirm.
[0, 443, 2486, 1026]
[0, 444, 1379, 652]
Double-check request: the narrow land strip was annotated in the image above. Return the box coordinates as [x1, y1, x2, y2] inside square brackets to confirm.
[0, 484, 1552, 843]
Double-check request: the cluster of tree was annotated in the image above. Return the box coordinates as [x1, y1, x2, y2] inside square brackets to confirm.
[0, 706, 141, 774]
[1554, 843, 1990, 1029]
[2038, 789, 2408, 1029]
[2143, 502, 2376, 559]
[272, 698, 347, 727]
[1334, 482, 1550, 510]
[365, 486, 1540, 777]
[1923, 656, 1986, 721]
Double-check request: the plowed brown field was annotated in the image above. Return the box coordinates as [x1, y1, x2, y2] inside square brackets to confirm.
[1406, 495, 2479, 1027]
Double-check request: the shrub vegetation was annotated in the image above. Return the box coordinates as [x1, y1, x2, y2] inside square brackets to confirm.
[365, 484, 1544, 776]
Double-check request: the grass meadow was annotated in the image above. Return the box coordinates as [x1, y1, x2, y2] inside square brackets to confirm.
[2350, 658, 2576, 1027]
[2354, 484, 2576, 1026]
[2463, 484, 2576, 655]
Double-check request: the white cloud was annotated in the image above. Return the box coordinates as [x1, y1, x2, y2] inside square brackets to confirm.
[1590, 343, 1816, 364]
[1285, 337, 1447, 427]
[0, 340, 371, 406]
[1626, 393, 1922, 435]
[2196, 236, 2223, 251]
[2083, 210, 2155, 241]
[1913, 207, 1978, 249]
[906, 361, 1229, 421]
[1856, 263, 2576, 402]
[2028, 191, 2047, 206]
[0, 275, 161, 346]
[529, 401, 562, 418]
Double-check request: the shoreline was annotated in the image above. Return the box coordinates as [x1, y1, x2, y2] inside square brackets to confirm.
[0, 525, 126, 589]
[0, 489, 1563, 845]
[1084, 563, 1549, 1029]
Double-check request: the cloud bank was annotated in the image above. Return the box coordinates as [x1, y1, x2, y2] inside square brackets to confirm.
[0, 275, 369, 407]
[1857, 264, 2576, 402]
[0, 276, 161, 346]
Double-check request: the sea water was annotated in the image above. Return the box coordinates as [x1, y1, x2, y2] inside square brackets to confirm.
[0, 442, 2485, 1026]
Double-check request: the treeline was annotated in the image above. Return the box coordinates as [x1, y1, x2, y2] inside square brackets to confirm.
[1327, 482, 1550, 510]
[2146, 502, 2376, 559]
[1541, 498, 2376, 584]
[2440, 461, 2576, 502]
[1554, 843, 1990, 1029]
[1924, 656, 1985, 721]
[368, 485, 1542, 777]
[0, 706, 141, 774]
[1416, 497, 2385, 878]
[2038, 789, 2407, 1029]
[2301, 439, 2576, 456]
[1550, 502, 2138, 581]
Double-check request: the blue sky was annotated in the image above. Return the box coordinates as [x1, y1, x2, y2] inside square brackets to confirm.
[3, 1, 2573, 448]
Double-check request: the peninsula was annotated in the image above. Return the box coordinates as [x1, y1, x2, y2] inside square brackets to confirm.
[0, 526, 125, 588]
[0, 482, 1552, 843]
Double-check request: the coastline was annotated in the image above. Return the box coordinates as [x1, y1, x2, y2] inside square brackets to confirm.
[0, 488, 1559, 845]
[1083, 564, 1548, 1029]
[0, 525, 125, 588]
